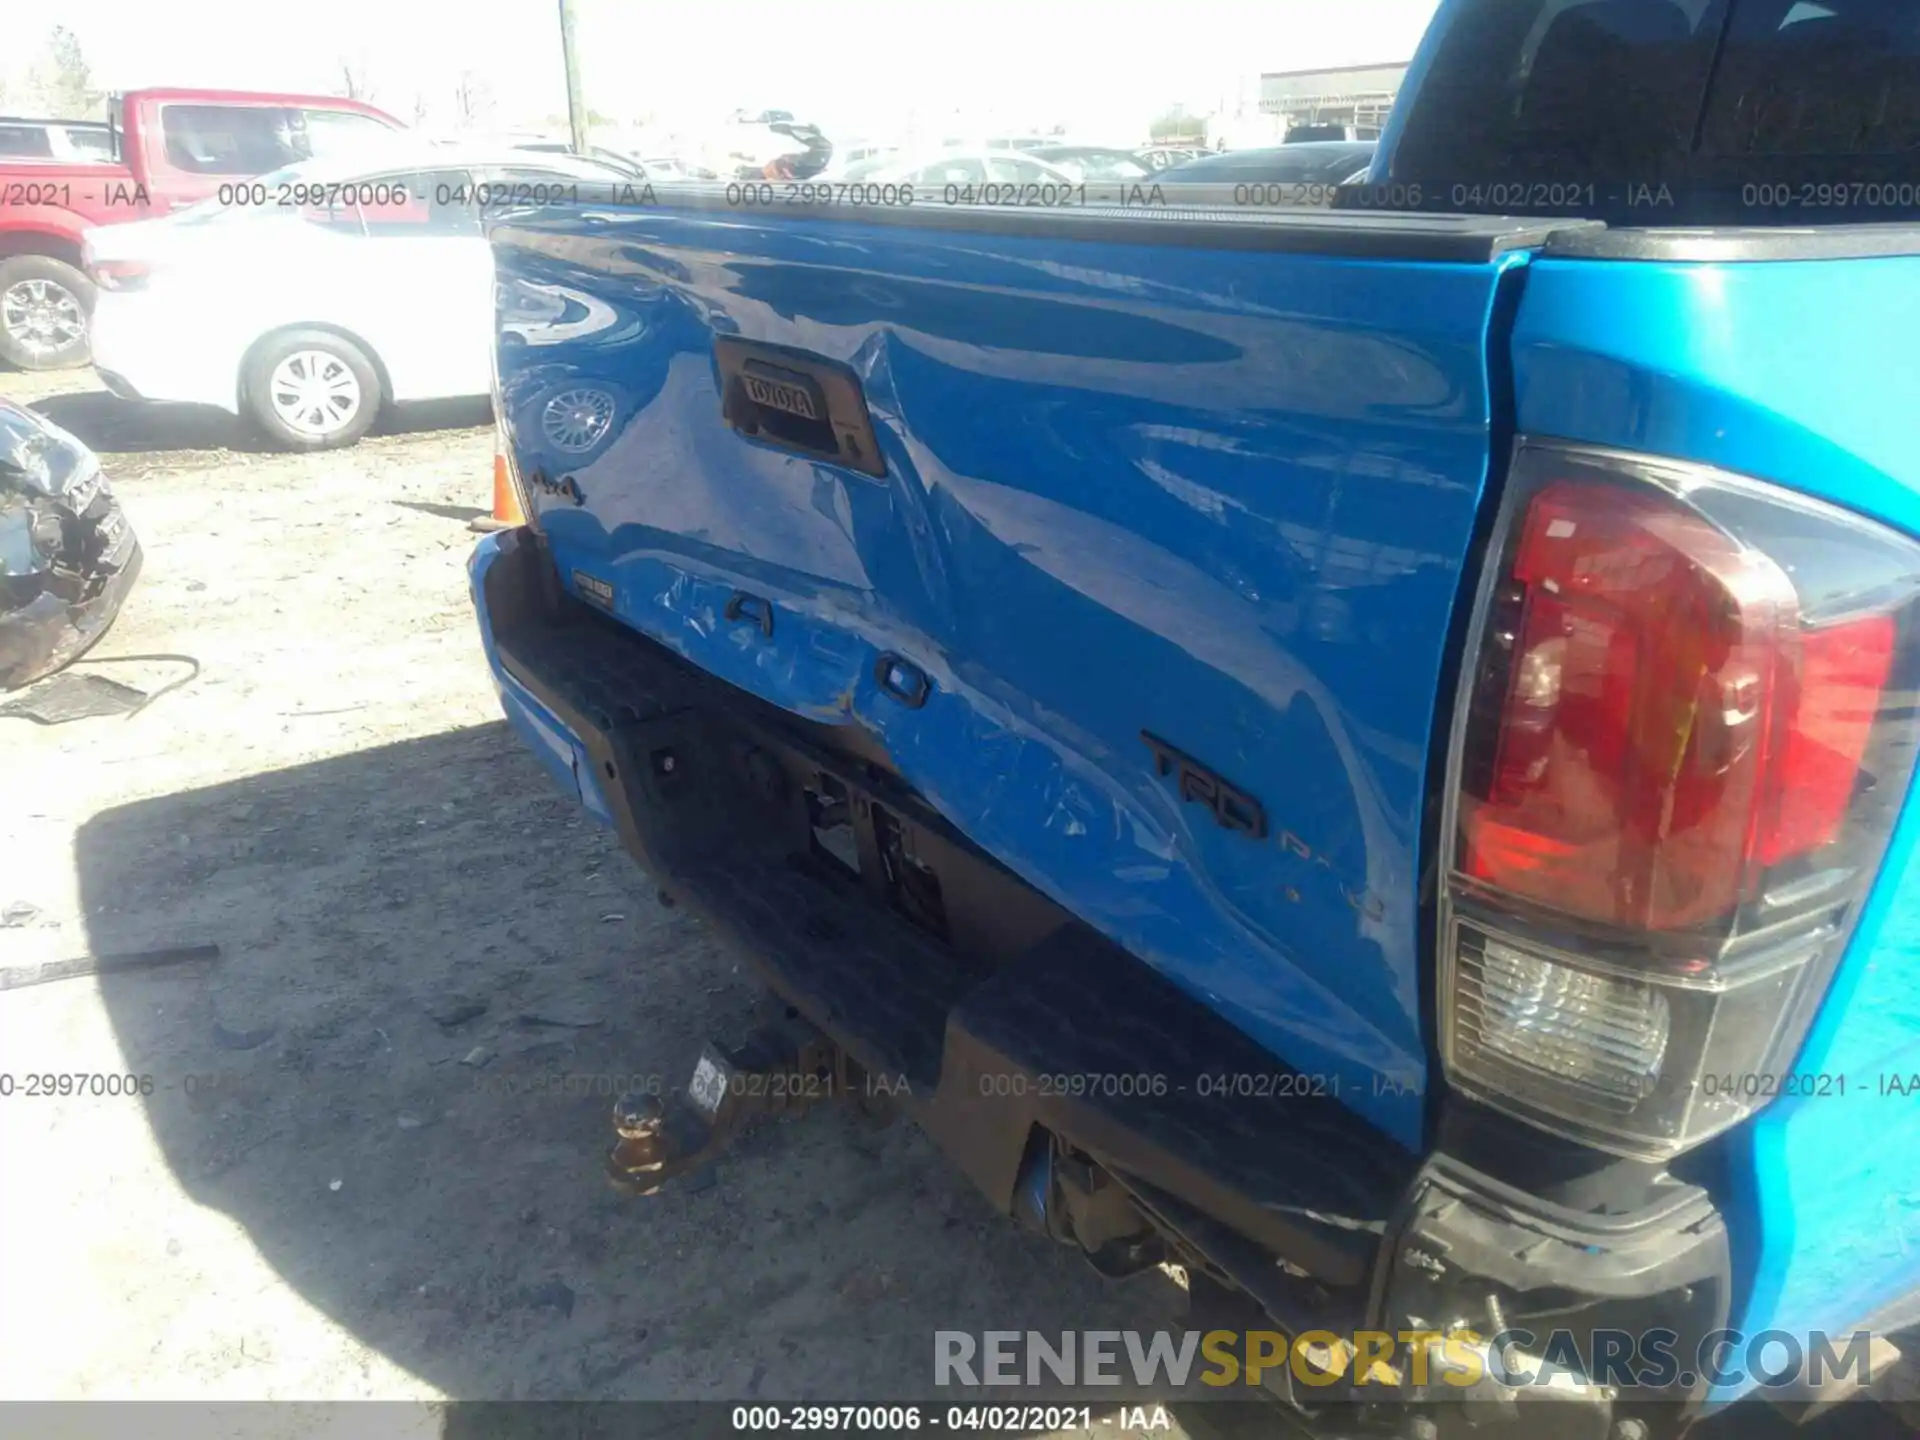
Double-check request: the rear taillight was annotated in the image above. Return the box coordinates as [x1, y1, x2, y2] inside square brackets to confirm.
[1440, 441, 1920, 1158]
[88, 259, 152, 292]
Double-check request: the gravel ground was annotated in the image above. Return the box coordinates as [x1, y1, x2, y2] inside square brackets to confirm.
[0, 372, 1184, 1422]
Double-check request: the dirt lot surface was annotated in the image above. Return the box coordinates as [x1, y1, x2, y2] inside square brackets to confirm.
[0, 372, 1192, 1424]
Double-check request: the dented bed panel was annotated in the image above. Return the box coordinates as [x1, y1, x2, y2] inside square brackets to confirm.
[490, 211, 1527, 1148]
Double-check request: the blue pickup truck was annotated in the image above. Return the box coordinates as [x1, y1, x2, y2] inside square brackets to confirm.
[469, 0, 1919, 1432]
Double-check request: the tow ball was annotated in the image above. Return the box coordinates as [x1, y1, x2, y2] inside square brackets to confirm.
[606, 1015, 889, 1194]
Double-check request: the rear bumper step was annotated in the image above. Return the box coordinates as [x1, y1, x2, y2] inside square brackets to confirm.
[471, 527, 1732, 1427]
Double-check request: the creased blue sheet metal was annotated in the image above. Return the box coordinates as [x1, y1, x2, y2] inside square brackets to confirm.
[492, 210, 1525, 1146]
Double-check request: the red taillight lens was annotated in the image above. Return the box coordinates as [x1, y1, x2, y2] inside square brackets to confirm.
[88, 259, 152, 292]
[1441, 443, 1920, 1158]
[1761, 613, 1896, 866]
[1460, 478, 1897, 933]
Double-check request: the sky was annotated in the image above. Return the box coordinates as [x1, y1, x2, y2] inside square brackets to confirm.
[18, 0, 1444, 143]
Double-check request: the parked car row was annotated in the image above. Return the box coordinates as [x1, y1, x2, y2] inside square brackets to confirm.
[3, 88, 1379, 457]
[0, 87, 408, 370]
[1156, 139, 1377, 186]
[2, 134, 640, 691]
[84, 144, 632, 449]
[820, 139, 1377, 189]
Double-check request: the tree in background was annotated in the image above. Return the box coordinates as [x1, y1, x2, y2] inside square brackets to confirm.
[337, 53, 379, 105]
[537, 107, 615, 134]
[23, 26, 106, 119]
[1148, 105, 1208, 146]
[452, 71, 495, 129]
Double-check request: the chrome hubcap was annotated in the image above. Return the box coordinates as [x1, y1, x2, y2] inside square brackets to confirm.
[1, 279, 86, 358]
[268, 350, 363, 437]
[540, 387, 616, 454]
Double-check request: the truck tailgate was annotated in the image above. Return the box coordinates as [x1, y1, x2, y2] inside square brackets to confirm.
[491, 202, 1560, 1147]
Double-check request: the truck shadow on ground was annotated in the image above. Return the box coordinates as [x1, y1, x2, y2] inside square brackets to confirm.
[77, 721, 1196, 1406]
[394, 499, 492, 524]
[33, 391, 491, 456]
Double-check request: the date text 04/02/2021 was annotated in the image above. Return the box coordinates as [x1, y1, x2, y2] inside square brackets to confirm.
[728, 1404, 1175, 1432]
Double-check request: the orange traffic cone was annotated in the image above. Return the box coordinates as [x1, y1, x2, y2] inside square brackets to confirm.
[470, 428, 527, 534]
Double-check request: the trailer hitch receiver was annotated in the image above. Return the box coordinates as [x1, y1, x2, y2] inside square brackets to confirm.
[607, 1015, 865, 1194]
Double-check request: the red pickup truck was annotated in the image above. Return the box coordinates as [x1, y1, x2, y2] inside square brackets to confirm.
[0, 87, 403, 369]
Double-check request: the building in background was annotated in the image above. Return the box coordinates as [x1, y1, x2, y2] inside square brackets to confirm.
[1259, 62, 1407, 141]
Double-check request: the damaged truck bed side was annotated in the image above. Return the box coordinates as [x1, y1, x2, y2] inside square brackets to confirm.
[469, 0, 1920, 1432]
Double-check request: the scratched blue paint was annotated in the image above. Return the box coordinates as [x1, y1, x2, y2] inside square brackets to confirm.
[477, 206, 1920, 1363]
[1512, 254, 1920, 1392]
[488, 210, 1534, 1147]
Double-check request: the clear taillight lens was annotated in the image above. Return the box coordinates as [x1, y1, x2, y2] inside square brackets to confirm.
[1440, 442, 1920, 1158]
[1470, 932, 1671, 1101]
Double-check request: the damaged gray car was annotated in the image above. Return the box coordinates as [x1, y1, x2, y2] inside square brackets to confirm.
[0, 400, 141, 690]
